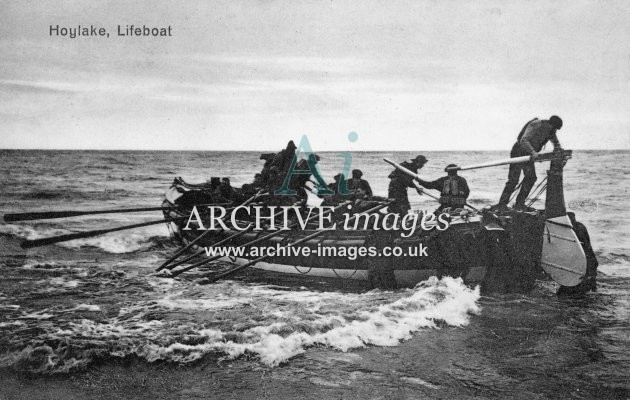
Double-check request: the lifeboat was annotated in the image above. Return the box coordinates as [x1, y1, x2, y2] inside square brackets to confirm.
[161, 150, 587, 292]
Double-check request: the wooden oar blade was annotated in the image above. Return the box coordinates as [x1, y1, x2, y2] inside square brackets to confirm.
[3, 203, 230, 222]
[20, 218, 180, 249]
[4, 207, 172, 222]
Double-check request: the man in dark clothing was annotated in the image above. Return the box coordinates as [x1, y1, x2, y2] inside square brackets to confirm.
[258, 153, 276, 186]
[497, 116, 563, 210]
[322, 173, 346, 206]
[289, 156, 319, 201]
[327, 173, 342, 194]
[219, 178, 236, 201]
[557, 212, 599, 295]
[347, 169, 373, 197]
[387, 155, 427, 216]
[417, 164, 470, 213]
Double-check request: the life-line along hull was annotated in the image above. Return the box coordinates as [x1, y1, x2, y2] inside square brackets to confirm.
[163, 199, 546, 290]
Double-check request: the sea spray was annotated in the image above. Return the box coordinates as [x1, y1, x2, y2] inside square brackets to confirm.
[0, 277, 480, 372]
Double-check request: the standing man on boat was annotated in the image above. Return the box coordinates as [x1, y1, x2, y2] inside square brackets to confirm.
[388, 155, 427, 216]
[496, 115, 564, 210]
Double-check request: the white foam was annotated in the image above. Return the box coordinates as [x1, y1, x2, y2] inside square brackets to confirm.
[0, 321, 25, 328]
[73, 304, 101, 312]
[2, 277, 481, 371]
[155, 294, 249, 311]
[49, 277, 80, 288]
[140, 277, 481, 366]
[19, 311, 54, 320]
[0, 222, 169, 254]
[59, 225, 168, 253]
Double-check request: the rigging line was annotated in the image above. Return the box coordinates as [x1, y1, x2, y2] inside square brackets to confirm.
[527, 185, 547, 207]
[529, 176, 548, 197]
[527, 180, 548, 207]
[524, 176, 549, 207]
[508, 181, 523, 203]
[529, 184, 546, 203]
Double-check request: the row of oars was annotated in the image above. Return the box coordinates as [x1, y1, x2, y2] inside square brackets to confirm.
[2, 198, 249, 249]
[197, 200, 392, 284]
[155, 181, 352, 280]
[3, 203, 210, 249]
[155, 190, 272, 274]
[161, 200, 354, 279]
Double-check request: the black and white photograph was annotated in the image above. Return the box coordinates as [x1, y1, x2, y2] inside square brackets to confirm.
[0, 1, 628, 398]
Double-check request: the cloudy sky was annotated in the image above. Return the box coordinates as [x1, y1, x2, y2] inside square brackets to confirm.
[0, 0, 628, 150]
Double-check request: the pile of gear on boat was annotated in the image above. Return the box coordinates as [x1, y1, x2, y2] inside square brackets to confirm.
[171, 115, 598, 295]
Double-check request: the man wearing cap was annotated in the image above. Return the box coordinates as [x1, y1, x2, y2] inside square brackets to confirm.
[387, 155, 428, 216]
[416, 164, 470, 213]
[347, 169, 373, 198]
[497, 116, 564, 210]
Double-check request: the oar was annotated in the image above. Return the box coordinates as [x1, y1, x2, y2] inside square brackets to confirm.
[384, 158, 478, 212]
[199, 201, 391, 284]
[155, 191, 269, 271]
[3, 203, 230, 222]
[162, 228, 253, 276]
[170, 201, 353, 277]
[447, 150, 572, 172]
[162, 201, 303, 274]
[20, 217, 186, 249]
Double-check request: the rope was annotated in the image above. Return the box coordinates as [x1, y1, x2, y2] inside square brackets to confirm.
[526, 184, 547, 207]
[508, 181, 523, 203]
[526, 176, 548, 207]
[331, 267, 359, 279]
[292, 265, 312, 275]
[528, 176, 548, 199]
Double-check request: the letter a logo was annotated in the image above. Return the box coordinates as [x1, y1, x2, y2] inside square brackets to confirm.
[274, 135, 333, 195]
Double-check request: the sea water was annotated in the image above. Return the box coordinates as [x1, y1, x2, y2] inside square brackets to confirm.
[0, 149, 628, 398]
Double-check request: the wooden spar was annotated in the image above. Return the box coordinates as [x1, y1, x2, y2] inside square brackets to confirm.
[154, 191, 269, 271]
[383, 158, 478, 211]
[3, 203, 230, 222]
[20, 217, 186, 249]
[169, 201, 353, 277]
[447, 150, 572, 171]
[410, 181, 440, 202]
[199, 201, 391, 284]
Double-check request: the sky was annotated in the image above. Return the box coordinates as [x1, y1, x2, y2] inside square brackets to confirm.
[0, 0, 628, 151]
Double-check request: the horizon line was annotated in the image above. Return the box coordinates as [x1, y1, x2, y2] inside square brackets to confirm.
[1, 147, 628, 152]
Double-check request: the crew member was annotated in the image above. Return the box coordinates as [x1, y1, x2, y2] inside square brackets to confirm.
[417, 164, 470, 213]
[327, 173, 342, 194]
[347, 169, 373, 197]
[497, 116, 563, 210]
[258, 153, 276, 186]
[289, 154, 321, 201]
[219, 177, 236, 201]
[387, 155, 427, 216]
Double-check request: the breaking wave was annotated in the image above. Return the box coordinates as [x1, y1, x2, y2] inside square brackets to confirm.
[0, 277, 480, 373]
